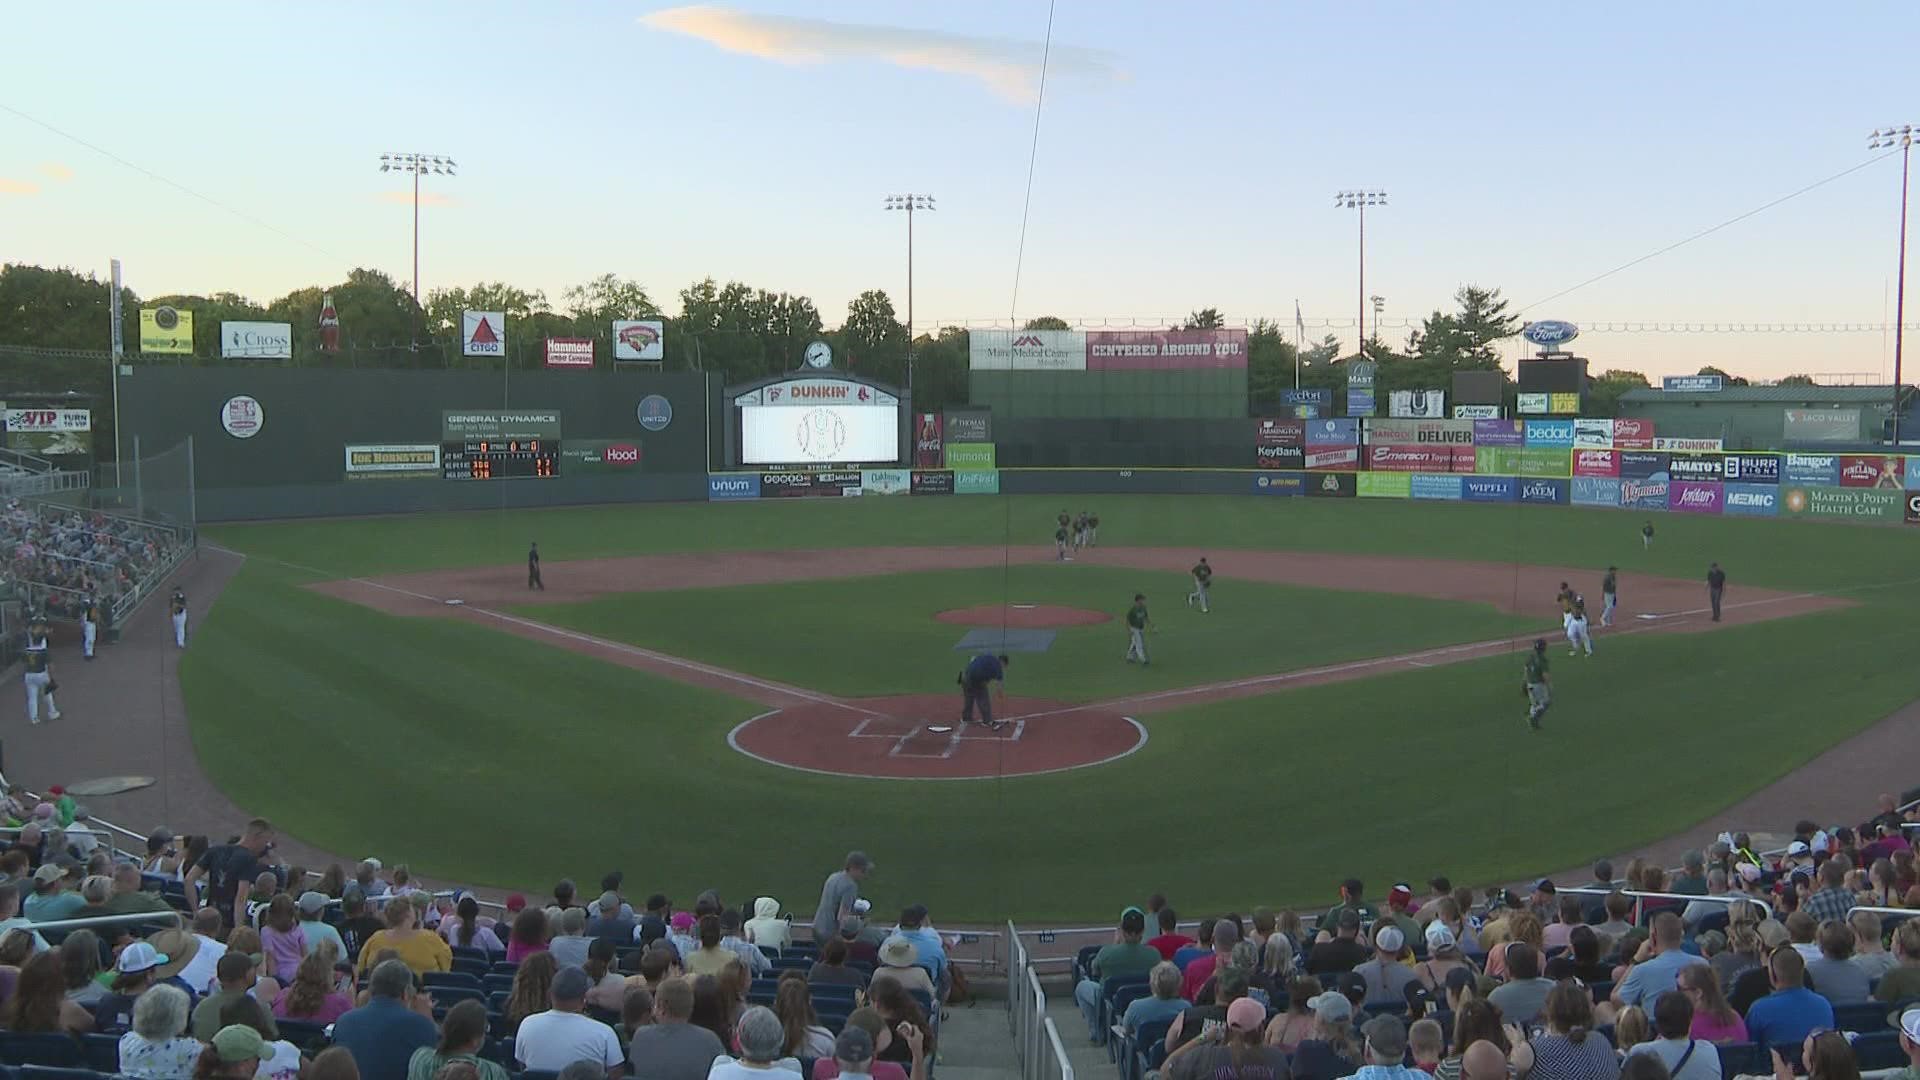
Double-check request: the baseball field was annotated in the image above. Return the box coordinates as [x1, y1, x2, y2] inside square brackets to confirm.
[188, 495, 1920, 921]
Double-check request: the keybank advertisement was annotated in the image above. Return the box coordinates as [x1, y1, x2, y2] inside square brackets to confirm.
[1723, 483, 1780, 517]
[1572, 476, 1621, 507]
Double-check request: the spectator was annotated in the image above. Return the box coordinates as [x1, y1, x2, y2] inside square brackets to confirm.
[811, 852, 873, 945]
[1806, 920, 1871, 1005]
[619, 985, 655, 1043]
[1073, 907, 1160, 1039]
[1714, 909, 1765, 992]
[1507, 981, 1619, 1080]
[1674, 966, 1746, 1045]
[94, 940, 168, 1032]
[1182, 918, 1242, 1000]
[1672, 852, 1710, 897]
[1878, 921, 1920, 1002]
[257, 894, 308, 984]
[637, 945, 681, 992]
[578, 938, 626, 1012]
[1434, 1001, 1509, 1080]
[190, 951, 276, 1041]
[1679, 874, 1732, 929]
[216, 995, 303, 1080]
[1745, 947, 1834, 1050]
[718, 909, 771, 976]
[1357, 926, 1421, 1006]
[709, 1005, 799, 1079]
[195, 1024, 268, 1080]
[1785, 912, 1821, 961]
[24, 862, 83, 922]
[1613, 1007, 1652, 1055]
[1462, 1042, 1510, 1080]
[1118, 960, 1188, 1039]
[59, 928, 108, 1007]
[1307, 909, 1367, 976]
[0, 883, 48, 953]
[876, 937, 935, 998]
[807, 937, 868, 990]
[3, 949, 92, 1033]
[1263, 975, 1321, 1052]
[552, 879, 579, 912]
[1353, 1013, 1426, 1080]
[1596, 892, 1635, 942]
[306, 1047, 361, 1080]
[547, 906, 593, 969]
[149, 924, 218, 998]
[1529, 880, 1560, 924]
[687, 974, 733, 1048]
[1544, 895, 1585, 952]
[744, 897, 790, 953]
[889, 904, 945, 987]
[1850, 911, 1896, 981]
[685, 915, 735, 977]
[356, 894, 452, 975]
[118, 984, 200, 1080]
[1165, 996, 1289, 1079]
[1802, 861, 1855, 925]
[1429, 897, 1480, 954]
[333, 887, 381, 962]
[717, 960, 751, 1027]
[1488, 942, 1555, 1026]
[1380, 885, 1423, 950]
[868, 978, 934, 1070]
[773, 976, 834, 1059]
[182, 818, 275, 926]
[1625, 989, 1721, 1080]
[1149, 906, 1196, 961]
[637, 895, 671, 949]
[815, 1023, 926, 1080]
[507, 906, 550, 965]
[293, 891, 349, 960]
[1410, 1018, 1445, 1075]
[513, 965, 626, 1075]
[1314, 879, 1376, 938]
[1779, 1030, 1862, 1080]
[332, 959, 439, 1080]
[628, 976, 728, 1080]
[1485, 912, 1543, 981]
[436, 895, 500, 956]
[224, 926, 284, 1004]
[504, 952, 559, 1027]
[1415, 879, 1454, 928]
[1612, 914, 1707, 1009]
[273, 945, 352, 1024]
[1561, 927, 1611, 985]
[406, 999, 510, 1080]
[1291, 989, 1360, 1080]
[833, 916, 877, 969]
[1889, 1007, 1920, 1080]
[589, 892, 639, 950]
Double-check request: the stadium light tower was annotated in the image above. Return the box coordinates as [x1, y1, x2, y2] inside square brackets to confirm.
[1869, 127, 1915, 444]
[884, 194, 934, 393]
[1337, 191, 1387, 358]
[378, 153, 458, 305]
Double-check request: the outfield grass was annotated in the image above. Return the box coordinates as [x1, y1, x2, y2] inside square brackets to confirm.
[507, 564, 1542, 701]
[191, 496, 1920, 921]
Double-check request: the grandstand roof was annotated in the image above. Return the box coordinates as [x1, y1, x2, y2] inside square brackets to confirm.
[1619, 385, 1903, 405]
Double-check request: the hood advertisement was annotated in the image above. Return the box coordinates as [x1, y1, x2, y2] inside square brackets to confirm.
[1472, 419, 1526, 447]
[1573, 449, 1619, 478]
[1721, 453, 1780, 484]
[1669, 480, 1725, 514]
[1667, 454, 1725, 482]
[1784, 454, 1841, 486]
[1519, 478, 1570, 505]
[1572, 419, 1614, 449]
[1388, 389, 1446, 419]
[560, 439, 642, 473]
[612, 320, 665, 362]
[968, 328, 1086, 371]
[913, 412, 944, 468]
[1723, 483, 1780, 517]
[220, 320, 294, 360]
[1839, 455, 1904, 489]
[1462, 476, 1518, 503]
[1085, 328, 1247, 369]
[1252, 471, 1305, 496]
[1610, 418, 1655, 450]
[1304, 418, 1359, 446]
[1571, 476, 1622, 508]
[1410, 474, 1463, 500]
[1620, 474, 1670, 510]
[1618, 451, 1670, 480]
[1523, 420, 1575, 448]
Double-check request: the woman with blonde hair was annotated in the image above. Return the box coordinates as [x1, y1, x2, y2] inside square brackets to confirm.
[1486, 911, 1543, 980]
[355, 895, 451, 975]
[271, 945, 352, 1024]
[1611, 1006, 1650, 1055]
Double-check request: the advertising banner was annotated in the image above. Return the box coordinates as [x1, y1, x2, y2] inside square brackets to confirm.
[343, 444, 441, 478]
[1346, 389, 1375, 417]
[1462, 476, 1518, 503]
[3, 408, 90, 433]
[1453, 404, 1501, 420]
[1388, 389, 1446, 419]
[1784, 453, 1841, 486]
[1908, 491, 1920, 524]
[138, 306, 194, 354]
[1670, 480, 1724, 514]
[1516, 447, 1572, 478]
[1722, 453, 1780, 484]
[1255, 418, 1306, 469]
[1784, 408, 1860, 443]
[944, 443, 996, 470]
[1347, 362, 1376, 417]
[1358, 472, 1412, 498]
[559, 439, 643, 474]
[1305, 471, 1357, 498]
[1573, 449, 1619, 478]
[1548, 392, 1582, 415]
[913, 412, 944, 468]
[1368, 419, 1475, 445]
[612, 320, 665, 361]
[968, 329, 1086, 370]
[1724, 483, 1781, 517]
[462, 311, 506, 357]
[1520, 478, 1570, 505]
[1473, 419, 1526, 447]
[220, 321, 293, 359]
[543, 337, 594, 368]
[1410, 473, 1464, 500]
[750, 378, 897, 407]
[910, 470, 955, 495]
[1281, 388, 1334, 415]
[1667, 454, 1725, 483]
[1572, 418, 1614, 449]
[1655, 436, 1723, 452]
[1611, 418, 1655, 449]
[1618, 451, 1670, 480]
[1475, 447, 1519, 476]
[1839, 455, 1904, 489]
[1304, 418, 1359, 446]
[1086, 329, 1247, 369]
[760, 470, 863, 498]
[1783, 485, 1902, 522]
[707, 474, 761, 501]
[1516, 392, 1549, 415]
[220, 396, 264, 439]
[860, 468, 911, 495]
[1523, 419, 1575, 448]
[1304, 446, 1359, 470]
[1909, 457, 1920, 490]
[1663, 374, 1724, 393]
[1368, 445, 1474, 472]
[944, 409, 992, 443]
[1252, 472, 1305, 496]
[442, 411, 563, 441]
[956, 469, 1001, 495]
[1571, 476, 1622, 508]
[1620, 474, 1671, 511]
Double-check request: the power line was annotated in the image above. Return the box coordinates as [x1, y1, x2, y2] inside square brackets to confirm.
[911, 315, 1920, 333]
[1006, 0, 1056, 329]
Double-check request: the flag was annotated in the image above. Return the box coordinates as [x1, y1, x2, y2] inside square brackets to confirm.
[1294, 300, 1305, 342]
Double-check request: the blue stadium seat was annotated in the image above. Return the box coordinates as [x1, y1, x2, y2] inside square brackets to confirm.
[76, 1037, 116, 1075]
[18, 1068, 98, 1080]
[1717, 1042, 1763, 1078]
[1125, 1018, 1175, 1080]
[1098, 975, 1151, 1031]
[483, 974, 517, 995]
[810, 985, 858, 1006]
[489, 961, 520, 976]
[275, 1020, 330, 1051]
[425, 971, 486, 992]
[518, 1071, 561, 1080]
[489, 990, 511, 1014]
[1853, 1031, 1902, 1070]
[451, 957, 490, 978]
[1833, 1002, 1888, 1032]
[1073, 945, 1101, 982]
[0, 1034, 83, 1069]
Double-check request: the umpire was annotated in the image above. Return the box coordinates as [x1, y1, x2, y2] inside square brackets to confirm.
[1707, 561, 1726, 622]
[958, 652, 1009, 731]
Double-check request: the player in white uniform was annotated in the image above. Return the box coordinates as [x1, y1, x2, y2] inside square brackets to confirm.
[81, 595, 99, 660]
[168, 588, 188, 648]
[1567, 594, 1594, 657]
[22, 615, 60, 724]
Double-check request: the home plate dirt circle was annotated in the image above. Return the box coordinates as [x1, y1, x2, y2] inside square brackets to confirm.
[933, 604, 1111, 628]
[728, 694, 1146, 780]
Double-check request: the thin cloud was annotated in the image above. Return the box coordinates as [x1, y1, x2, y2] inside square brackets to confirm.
[36, 162, 73, 182]
[375, 190, 460, 208]
[0, 178, 38, 197]
[639, 5, 1122, 103]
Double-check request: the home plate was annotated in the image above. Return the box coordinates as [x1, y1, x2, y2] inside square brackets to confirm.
[445, 599, 466, 606]
[926, 725, 954, 734]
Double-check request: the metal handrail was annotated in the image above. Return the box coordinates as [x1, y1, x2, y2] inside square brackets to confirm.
[1043, 1017, 1075, 1080]
[9, 910, 185, 934]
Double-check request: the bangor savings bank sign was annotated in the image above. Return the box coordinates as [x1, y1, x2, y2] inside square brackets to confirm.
[1521, 320, 1579, 349]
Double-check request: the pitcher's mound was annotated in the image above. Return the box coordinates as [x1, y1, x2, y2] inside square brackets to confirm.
[934, 604, 1110, 628]
[728, 694, 1146, 780]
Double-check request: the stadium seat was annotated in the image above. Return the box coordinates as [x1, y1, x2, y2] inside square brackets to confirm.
[451, 945, 490, 962]
[425, 971, 486, 992]
[275, 1020, 330, 1051]
[1125, 1018, 1174, 1080]
[484, 974, 517, 995]
[518, 1071, 561, 1080]
[1588, 980, 1614, 1003]
[1695, 910, 1730, 935]
[76, 1037, 116, 1075]
[451, 957, 490, 978]
[1073, 945, 1101, 982]
[490, 962, 520, 976]
[1717, 1042, 1762, 1077]
[18, 1068, 98, 1080]
[1834, 1002, 1888, 1032]
[1098, 974, 1150, 1031]
[489, 990, 511, 1014]
[0, 1034, 82, 1068]
[1852, 1031, 1902, 1070]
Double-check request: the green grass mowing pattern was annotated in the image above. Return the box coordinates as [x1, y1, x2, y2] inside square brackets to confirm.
[206, 494, 1919, 592]
[506, 564, 1543, 701]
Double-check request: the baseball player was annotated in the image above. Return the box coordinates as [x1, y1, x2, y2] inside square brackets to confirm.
[1523, 639, 1552, 731]
[1567, 594, 1594, 657]
[1086, 511, 1100, 547]
[1054, 522, 1071, 561]
[957, 651, 1009, 731]
[528, 542, 544, 591]
[1707, 562, 1726, 622]
[1555, 581, 1574, 639]
[1186, 557, 1213, 614]
[1124, 592, 1152, 665]
[23, 614, 60, 725]
[81, 594, 100, 661]
[1600, 566, 1618, 628]
[1641, 521, 1655, 550]
[168, 587, 188, 648]
[1073, 511, 1090, 552]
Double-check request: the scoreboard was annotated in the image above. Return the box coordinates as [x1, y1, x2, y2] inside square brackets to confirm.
[441, 438, 559, 480]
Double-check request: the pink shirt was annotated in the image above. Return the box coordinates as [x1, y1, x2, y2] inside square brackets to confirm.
[261, 926, 308, 984]
[506, 939, 548, 964]
[271, 988, 353, 1025]
[1690, 1011, 1748, 1045]
[1542, 924, 1574, 951]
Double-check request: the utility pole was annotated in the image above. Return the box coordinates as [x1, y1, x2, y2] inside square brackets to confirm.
[1337, 190, 1387, 358]
[378, 153, 458, 305]
[884, 194, 935, 393]
[1869, 127, 1914, 444]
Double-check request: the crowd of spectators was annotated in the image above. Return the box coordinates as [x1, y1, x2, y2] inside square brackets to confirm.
[1, 500, 190, 621]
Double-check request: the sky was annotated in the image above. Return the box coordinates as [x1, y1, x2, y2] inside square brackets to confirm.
[3, 1, 1917, 380]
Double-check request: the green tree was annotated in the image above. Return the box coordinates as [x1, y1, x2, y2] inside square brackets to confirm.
[1697, 365, 1749, 387]
[1776, 374, 1818, 387]
[908, 326, 971, 411]
[561, 273, 659, 326]
[1585, 368, 1652, 417]
[423, 282, 550, 339]
[1022, 316, 1070, 331]
[1182, 307, 1225, 330]
[1300, 334, 1342, 369]
[838, 289, 906, 381]
[1408, 285, 1519, 370]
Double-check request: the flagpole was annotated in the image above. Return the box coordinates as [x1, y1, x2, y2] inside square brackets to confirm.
[1293, 300, 1303, 390]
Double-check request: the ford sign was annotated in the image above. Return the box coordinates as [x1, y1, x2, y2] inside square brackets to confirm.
[1521, 320, 1579, 347]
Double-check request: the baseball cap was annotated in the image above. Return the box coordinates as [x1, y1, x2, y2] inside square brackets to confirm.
[834, 1026, 875, 1064]
[504, 893, 527, 912]
[211, 1025, 268, 1063]
[1757, 920, 1790, 948]
[1227, 997, 1266, 1032]
[31, 864, 64, 885]
[30, 803, 53, 821]
[116, 941, 168, 974]
[297, 891, 328, 916]
[838, 916, 864, 936]
[1890, 1005, 1920, 1040]
[1736, 862, 1764, 883]
[852, 899, 872, 915]
[551, 965, 593, 1001]
[1388, 884, 1414, 908]
[1424, 923, 1458, 952]
[1375, 926, 1405, 953]
[1786, 841, 1811, 856]
[670, 912, 695, 931]
[1307, 991, 1353, 1022]
[1534, 879, 1557, 894]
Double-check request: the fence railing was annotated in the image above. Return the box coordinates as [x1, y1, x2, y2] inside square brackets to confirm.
[1007, 921, 1074, 1080]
